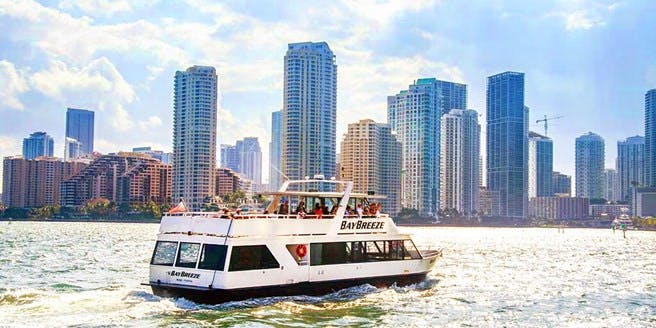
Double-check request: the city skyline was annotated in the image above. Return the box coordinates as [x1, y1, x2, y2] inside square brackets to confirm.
[1, 1, 655, 189]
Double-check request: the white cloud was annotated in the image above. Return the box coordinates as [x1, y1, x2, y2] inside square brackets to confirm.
[1, 0, 188, 67]
[95, 138, 118, 153]
[565, 11, 605, 30]
[646, 66, 656, 86]
[138, 115, 162, 130]
[0, 60, 29, 110]
[58, 0, 132, 17]
[29, 57, 137, 131]
[550, 0, 618, 31]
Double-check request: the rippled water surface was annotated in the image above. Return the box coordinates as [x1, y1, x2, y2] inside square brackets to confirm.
[1, 222, 655, 327]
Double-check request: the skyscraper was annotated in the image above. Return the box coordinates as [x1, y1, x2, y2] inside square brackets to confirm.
[282, 42, 337, 187]
[269, 110, 283, 190]
[339, 119, 402, 216]
[22, 132, 54, 160]
[172, 66, 218, 211]
[65, 108, 94, 157]
[575, 132, 605, 199]
[64, 137, 82, 161]
[528, 131, 553, 198]
[237, 137, 262, 187]
[440, 109, 480, 216]
[389, 78, 452, 218]
[603, 168, 620, 202]
[435, 80, 467, 116]
[220, 144, 239, 172]
[617, 135, 645, 202]
[552, 171, 572, 196]
[486, 72, 528, 218]
[645, 89, 656, 186]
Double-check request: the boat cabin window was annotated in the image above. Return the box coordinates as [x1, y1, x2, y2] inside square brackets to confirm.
[151, 241, 178, 266]
[176, 242, 200, 268]
[228, 245, 280, 271]
[310, 239, 421, 266]
[198, 244, 228, 271]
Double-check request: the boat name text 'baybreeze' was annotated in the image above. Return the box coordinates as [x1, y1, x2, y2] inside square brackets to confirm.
[168, 271, 201, 279]
[340, 220, 385, 230]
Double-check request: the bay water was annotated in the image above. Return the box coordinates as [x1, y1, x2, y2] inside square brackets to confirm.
[1, 222, 654, 327]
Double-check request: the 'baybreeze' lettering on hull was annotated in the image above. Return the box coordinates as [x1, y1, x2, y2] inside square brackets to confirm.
[340, 220, 385, 230]
[168, 270, 200, 279]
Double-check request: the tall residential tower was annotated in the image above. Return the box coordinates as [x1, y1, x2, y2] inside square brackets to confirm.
[339, 119, 402, 215]
[575, 132, 605, 199]
[22, 132, 54, 160]
[172, 66, 218, 211]
[486, 72, 528, 218]
[528, 131, 553, 198]
[644, 89, 656, 186]
[617, 135, 645, 202]
[282, 42, 337, 187]
[440, 109, 480, 216]
[269, 110, 283, 190]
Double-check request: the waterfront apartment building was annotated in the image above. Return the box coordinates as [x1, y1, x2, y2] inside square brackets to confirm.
[269, 110, 283, 190]
[65, 108, 94, 157]
[282, 42, 337, 187]
[215, 168, 242, 198]
[237, 137, 262, 187]
[603, 168, 620, 202]
[645, 89, 656, 186]
[575, 132, 605, 199]
[440, 109, 480, 217]
[172, 66, 218, 211]
[529, 196, 589, 220]
[617, 136, 645, 202]
[61, 153, 171, 207]
[389, 78, 456, 218]
[220, 144, 240, 172]
[339, 119, 402, 216]
[23, 132, 54, 160]
[486, 72, 528, 218]
[589, 204, 627, 218]
[552, 171, 572, 196]
[528, 131, 553, 199]
[2, 156, 87, 208]
[436, 80, 467, 116]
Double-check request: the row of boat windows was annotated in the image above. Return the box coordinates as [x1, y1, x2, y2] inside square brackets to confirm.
[151, 239, 422, 271]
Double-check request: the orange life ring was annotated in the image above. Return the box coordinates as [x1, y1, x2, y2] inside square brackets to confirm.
[295, 244, 307, 258]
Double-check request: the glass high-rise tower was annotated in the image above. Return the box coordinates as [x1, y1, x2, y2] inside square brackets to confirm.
[617, 135, 645, 202]
[22, 131, 54, 160]
[645, 89, 656, 186]
[269, 110, 283, 190]
[389, 78, 459, 218]
[65, 108, 94, 157]
[528, 131, 553, 198]
[172, 66, 218, 211]
[282, 42, 337, 188]
[575, 132, 605, 199]
[486, 72, 528, 218]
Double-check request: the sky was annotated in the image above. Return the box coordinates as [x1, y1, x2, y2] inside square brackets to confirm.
[1, 0, 655, 187]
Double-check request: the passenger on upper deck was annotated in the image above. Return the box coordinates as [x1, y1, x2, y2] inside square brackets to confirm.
[295, 201, 306, 214]
[279, 200, 289, 215]
[356, 203, 364, 218]
[314, 203, 323, 219]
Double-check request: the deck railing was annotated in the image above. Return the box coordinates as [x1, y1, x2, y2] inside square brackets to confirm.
[165, 212, 389, 220]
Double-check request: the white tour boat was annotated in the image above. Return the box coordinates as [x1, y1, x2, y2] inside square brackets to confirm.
[146, 177, 442, 304]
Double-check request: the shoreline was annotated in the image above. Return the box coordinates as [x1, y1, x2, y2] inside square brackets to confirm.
[0, 218, 160, 224]
[2, 218, 653, 230]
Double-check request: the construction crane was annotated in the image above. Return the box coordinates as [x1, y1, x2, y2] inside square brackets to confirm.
[535, 115, 564, 136]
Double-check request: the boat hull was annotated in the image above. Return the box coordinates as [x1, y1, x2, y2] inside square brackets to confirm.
[150, 271, 429, 304]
